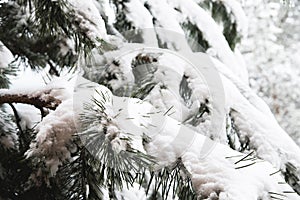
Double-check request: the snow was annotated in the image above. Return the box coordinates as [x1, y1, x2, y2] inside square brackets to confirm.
[144, 0, 192, 51]
[125, 0, 153, 30]
[148, 114, 298, 199]
[0, 42, 14, 69]
[210, 57, 275, 119]
[13, 104, 41, 129]
[58, 38, 75, 57]
[233, 48, 248, 83]
[25, 99, 75, 177]
[209, 55, 300, 172]
[169, 0, 249, 82]
[93, 0, 116, 25]
[68, 0, 108, 43]
[123, 0, 158, 46]
[115, 183, 147, 200]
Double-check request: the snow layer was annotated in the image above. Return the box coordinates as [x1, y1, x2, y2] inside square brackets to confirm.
[168, 0, 248, 82]
[123, 0, 158, 46]
[0, 76, 74, 115]
[210, 55, 300, 181]
[25, 99, 75, 177]
[144, 0, 192, 52]
[13, 104, 41, 130]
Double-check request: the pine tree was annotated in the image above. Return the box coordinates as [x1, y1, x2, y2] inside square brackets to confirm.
[0, 0, 300, 199]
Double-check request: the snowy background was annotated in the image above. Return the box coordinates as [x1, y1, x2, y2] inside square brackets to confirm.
[240, 0, 300, 146]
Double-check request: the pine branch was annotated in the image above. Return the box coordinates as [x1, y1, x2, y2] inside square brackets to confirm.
[227, 110, 251, 152]
[181, 21, 210, 52]
[78, 95, 155, 187]
[0, 89, 61, 110]
[283, 162, 300, 195]
[113, 0, 135, 33]
[200, 0, 241, 50]
[0, 0, 97, 69]
[130, 53, 159, 99]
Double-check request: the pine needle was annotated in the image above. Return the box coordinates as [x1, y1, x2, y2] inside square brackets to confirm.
[268, 192, 287, 197]
[235, 162, 256, 169]
[270, 169, 281, 176]
[270, 195, 285, 200]
[234, 151, 254, 164]
[164, 105, 174, 116]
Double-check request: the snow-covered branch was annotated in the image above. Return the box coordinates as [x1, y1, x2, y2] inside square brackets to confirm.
[0, 89, 62, 110]
[87, 83, 300, 199]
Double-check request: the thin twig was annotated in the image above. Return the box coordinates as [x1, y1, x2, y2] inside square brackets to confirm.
[8, 103, 24, 135]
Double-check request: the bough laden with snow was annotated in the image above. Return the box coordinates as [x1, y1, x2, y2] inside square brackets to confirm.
[0, 0, 300, 199]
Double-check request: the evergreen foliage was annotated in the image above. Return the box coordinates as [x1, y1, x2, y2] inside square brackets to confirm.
[0, 0, 94, 71]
